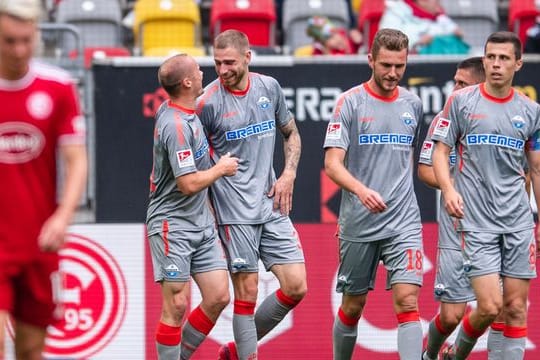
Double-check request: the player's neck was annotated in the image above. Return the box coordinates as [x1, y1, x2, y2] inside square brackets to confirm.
[170, 96, 196, 111]
[0, 62, 29, 81]
[483, 81, 513, 99]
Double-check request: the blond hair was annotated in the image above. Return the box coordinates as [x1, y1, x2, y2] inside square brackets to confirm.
[0, 0, 43, 21]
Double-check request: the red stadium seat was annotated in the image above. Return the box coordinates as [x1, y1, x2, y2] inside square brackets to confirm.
[357, 0, 385, 53]
[210, 0, 277, 47]
[509, 0, 540, 46]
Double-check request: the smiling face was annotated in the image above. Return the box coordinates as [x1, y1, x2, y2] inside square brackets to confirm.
[213, 45, 251, 91]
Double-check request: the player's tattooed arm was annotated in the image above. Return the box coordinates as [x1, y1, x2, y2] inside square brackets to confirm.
[268, 119, 301, 215]
[280, 118, 301, 174]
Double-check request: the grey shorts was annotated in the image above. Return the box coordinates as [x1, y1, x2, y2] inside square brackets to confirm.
[149, 225, 227, 282]
[218, 216, 305, 273]
[434, 247, 475, 303]
[336, 229, 423, 295]
[461, 229, 537, 279]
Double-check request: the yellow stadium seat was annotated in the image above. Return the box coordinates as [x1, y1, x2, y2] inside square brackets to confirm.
[293, 44, 314, 57]
[133, 0, 202, 56]
[143, 46, 206, 57]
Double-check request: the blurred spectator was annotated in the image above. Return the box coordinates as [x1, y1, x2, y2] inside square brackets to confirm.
[525, 16, 540, 53]
[306, 15, 361, 55]
[379, 0, 469, 54]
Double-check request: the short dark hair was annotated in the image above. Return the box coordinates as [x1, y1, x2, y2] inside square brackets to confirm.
[371, 28, 409, 59]
[158, 54, 190, 97]
[484, 31, 522, 60]
[457, 56, 485, 82]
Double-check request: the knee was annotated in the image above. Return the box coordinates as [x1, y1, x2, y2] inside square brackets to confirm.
[439, 310, 463, 331]
[341, 296, 367, 319]
[164, 292, 189, 324]
[476, 300, 502, 322]
[282, 280, 307, 302]
[209, 290, 231, 313]
[504, 297, 528, 323]
[394, 293, 419, 314]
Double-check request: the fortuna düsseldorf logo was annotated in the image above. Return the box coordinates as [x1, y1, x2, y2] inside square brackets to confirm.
[44, 234, 127, 358]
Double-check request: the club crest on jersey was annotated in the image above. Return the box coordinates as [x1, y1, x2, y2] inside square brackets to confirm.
[176, 149, 195, 168]
[26, 91, 53, 120]
[165, 264, 180, 277]
[401, 112, 416, 126]
[326, 123, 342, 140]
[433, 117, 450, 138]
[511, 115, 525, 129]
[420, 141, 433, 161]
[257, 96, 271, 110]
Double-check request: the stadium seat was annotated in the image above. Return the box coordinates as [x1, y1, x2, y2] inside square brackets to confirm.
[133, 0, 202, 56]
[440, 0, 499, 51]
[143, 46, 206, 57]
[293, 44, 314, 56]
[210, 0, 277, 47]
[56, 0, 125, 51]
[357, 0, 384, 53]
[282, 0, 349, 54]
[509, 0, 540, 46]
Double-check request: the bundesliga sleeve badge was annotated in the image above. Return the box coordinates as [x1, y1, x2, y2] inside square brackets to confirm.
[433, 117, 451, 138]
[419, 141, 434, 161]
[176, 149, 195, 168]
[326, 122, 342, 140]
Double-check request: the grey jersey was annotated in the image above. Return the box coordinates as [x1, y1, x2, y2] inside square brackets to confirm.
[197, 73, 294, 224]
[432, 84, 540, 232]
[419, 113, 459, 249]
[324, 83, 423, 242]
[146, 101, 214, 234]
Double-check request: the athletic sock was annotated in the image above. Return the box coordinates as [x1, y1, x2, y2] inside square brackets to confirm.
[233, 300, 257, 360]
[487, 322, 504, 360]
[453, 314, 486, 359]
[156, 321, 181, 360]
[255, 289, 300, 339]
[180, 306, 215, 359]
[503, 325, 527, 360]
[425, 314, 452, 360]
[333, 308, 360, 360]
[397, 311, 422, 360]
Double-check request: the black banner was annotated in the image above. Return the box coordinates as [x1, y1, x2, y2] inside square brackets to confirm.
[94, 58, 540, 222]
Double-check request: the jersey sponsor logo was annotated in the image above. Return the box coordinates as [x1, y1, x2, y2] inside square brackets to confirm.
[511, 115, 525, 129]
[401, 112, 416, 126]
[0, 122, 45, 164]
[358, 133, 413, 145]
[194, 139, 209, 160]
[433, 117, 450, 138]
[257, 96, 271, 110]
[43, 234, 127, 359]
[325, 123, 342, 140]
[27, 91, 53, 120]
[177, 149, 195, 168]
[419, 141, 433, 161]
[466, 134, 525, 150]
[225, 120, 275, 141]
[449, 150, 457, 166]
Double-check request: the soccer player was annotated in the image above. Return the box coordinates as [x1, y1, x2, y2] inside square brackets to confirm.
[432, 31, 540, 359]
[418, 57, 488, 360]
[0, 0, 88, 358]
[324, 28, 424, 360]
[147, 54, 239, 360]
[197, 29, 306, 360]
